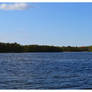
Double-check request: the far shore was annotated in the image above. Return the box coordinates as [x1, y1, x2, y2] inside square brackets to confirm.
[0, 42, 91, 53]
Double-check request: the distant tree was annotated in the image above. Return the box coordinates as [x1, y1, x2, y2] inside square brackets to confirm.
[88, 46, 92, 52]
[0, 42, 90, 52]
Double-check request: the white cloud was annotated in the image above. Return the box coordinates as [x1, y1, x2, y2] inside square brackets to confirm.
[0, 3, 30, 10]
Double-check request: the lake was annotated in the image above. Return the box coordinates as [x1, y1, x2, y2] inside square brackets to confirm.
[0, 52, 92, 89]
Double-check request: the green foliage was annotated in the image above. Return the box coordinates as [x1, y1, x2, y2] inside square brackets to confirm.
[0, 42, 90, 52]
[88, 46, 92, 52]
[0, 42, 23, 52]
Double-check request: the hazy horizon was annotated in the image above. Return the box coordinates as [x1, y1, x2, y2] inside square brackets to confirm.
[0, 3, 92, 46]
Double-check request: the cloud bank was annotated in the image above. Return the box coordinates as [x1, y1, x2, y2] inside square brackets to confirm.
[0, 3, 29, 10]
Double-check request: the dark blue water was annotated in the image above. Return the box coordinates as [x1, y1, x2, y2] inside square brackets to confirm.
[0, 52, 92, 89]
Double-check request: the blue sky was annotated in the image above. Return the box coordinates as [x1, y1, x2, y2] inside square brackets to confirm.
[0, 3, 92, 46]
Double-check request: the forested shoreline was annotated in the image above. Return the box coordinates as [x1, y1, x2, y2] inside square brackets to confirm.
[0, 42, 91, 52]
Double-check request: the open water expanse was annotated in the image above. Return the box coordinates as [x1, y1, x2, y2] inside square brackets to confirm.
[0, 52, 92, 89]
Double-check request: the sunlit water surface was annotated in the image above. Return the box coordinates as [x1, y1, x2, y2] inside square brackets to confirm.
[0, 52, 92, 89]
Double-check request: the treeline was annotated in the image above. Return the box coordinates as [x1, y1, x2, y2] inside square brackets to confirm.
[0, 42, 91, 52]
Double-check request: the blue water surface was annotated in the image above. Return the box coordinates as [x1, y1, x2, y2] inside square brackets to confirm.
[0, 52, 92, 89]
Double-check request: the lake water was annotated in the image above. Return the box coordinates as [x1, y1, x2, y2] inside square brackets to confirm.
[0, 52, 92, 89]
